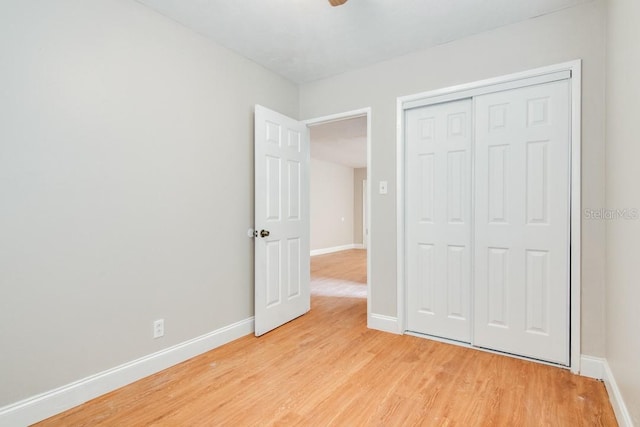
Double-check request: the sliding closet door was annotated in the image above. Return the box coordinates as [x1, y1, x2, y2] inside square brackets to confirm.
[406, 99, 472, 343]
[473, 81, 570, 365]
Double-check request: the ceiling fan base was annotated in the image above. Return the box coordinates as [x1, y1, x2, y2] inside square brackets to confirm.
[328, 0, 348, 6]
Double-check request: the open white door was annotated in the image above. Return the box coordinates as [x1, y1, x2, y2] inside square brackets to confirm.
[254, 105, 310, 336]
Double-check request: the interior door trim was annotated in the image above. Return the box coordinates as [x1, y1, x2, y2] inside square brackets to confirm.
[396, 60, 582, 373]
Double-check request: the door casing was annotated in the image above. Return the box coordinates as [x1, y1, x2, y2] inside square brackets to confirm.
[363, 179, 367, 249]
[396, 60, 582, 373]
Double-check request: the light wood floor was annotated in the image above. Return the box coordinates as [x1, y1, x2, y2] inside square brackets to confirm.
[37, 249, 616, 426]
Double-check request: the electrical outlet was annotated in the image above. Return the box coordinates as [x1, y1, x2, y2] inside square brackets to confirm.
[153, 319, 164, 339]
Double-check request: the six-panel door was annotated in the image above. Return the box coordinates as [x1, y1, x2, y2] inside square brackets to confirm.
[473, 81, 570, 365]
[406, 99, 473, 343]
[254, 105, 311, 337]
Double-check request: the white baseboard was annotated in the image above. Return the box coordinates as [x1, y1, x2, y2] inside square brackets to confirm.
[578, 355, 633, 427]
[603, 359, 634, 427]
[579, 355, 605, 380]
[368, 313, 401, 334]
[310, 244, 363, 256]
[0, 317, 254, 427]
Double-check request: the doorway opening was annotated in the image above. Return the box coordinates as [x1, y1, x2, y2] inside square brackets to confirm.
[305, 109, 371, 320]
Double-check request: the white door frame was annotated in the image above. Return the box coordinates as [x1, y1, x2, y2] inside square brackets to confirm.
[362, 179, 367, 249]
[396, 60, 582, 373]
[304, 107, 372, 321]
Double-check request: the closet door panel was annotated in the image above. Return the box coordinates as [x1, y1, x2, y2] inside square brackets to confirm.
[406, 99, 472, 342]
[473, 81, 570, 365]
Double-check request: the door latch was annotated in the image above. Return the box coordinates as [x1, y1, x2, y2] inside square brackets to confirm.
[249, 229, 271, 238]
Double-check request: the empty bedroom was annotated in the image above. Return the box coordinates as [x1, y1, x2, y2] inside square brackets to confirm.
[0, 0, 638, 425]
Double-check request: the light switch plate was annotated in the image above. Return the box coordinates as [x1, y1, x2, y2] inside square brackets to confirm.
[379, 181, 388, 194]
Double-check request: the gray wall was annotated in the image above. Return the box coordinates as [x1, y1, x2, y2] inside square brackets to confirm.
[310, 158, 355, 251]
[606, 0, 640, 422]
[0, 0, 298, 406]
[299, 1, 607, 357]
[353, 168, 367, 245]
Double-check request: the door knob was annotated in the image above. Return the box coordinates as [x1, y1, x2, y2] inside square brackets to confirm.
[260, 229, 270, 238]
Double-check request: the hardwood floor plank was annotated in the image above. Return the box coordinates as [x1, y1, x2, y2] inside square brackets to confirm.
[35, 249, 616, 426]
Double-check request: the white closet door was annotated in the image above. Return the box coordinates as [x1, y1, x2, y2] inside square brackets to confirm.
[406, 99, 472, 343]
[473, 81, 570, 365]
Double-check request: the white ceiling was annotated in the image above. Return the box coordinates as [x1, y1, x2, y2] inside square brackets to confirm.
[137, 0, 590, 83]
[310, 116, 367, 169]
[136, 0, 589, 167]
